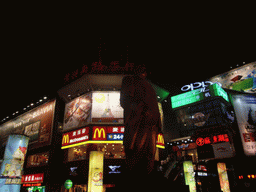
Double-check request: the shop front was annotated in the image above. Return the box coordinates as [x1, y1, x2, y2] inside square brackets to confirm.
[60, 125, 165, 192]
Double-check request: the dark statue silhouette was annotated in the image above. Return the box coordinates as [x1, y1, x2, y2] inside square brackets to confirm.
[119, 67, 162, 191]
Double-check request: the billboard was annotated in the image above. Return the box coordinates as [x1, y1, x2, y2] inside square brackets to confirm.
[0, 100, 56, 149]
[63, 91, 124, 131]
[231, 94, 256, 156]
[92, 91, 124, 123]
[209, 62, 256, 93]
[0, 135, 29, 178]
[63, 93, 92, 130]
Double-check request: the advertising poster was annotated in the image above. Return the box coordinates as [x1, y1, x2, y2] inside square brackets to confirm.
[63, 93, 92, 130]
[0, 178, 21, 192]
[88, 151, 104, 192]
[232, 94, 256, 156]
[183, 161, 196, 192]
[209, 62, 256, 93]
[92, 91, 123, 123]
[217, 163, 230, 192]
[0, 135, 29, 178]
[0, 100, 56, 149]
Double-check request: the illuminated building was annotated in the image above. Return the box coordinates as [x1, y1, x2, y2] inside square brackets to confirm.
[165, 62, 256, 192]
[57, 74, 169, 192]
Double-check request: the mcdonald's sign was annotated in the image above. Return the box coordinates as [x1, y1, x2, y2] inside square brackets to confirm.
[62, 134, 70, 145]
[156, 133, 165, 149]
[61, 127, 90, 149]
[93, 127, 107, 140]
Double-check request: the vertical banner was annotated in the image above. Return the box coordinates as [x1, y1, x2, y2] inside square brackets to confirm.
[0, 135, 29, 178]
[217, 163, 230, 192]
[88, 151, 104, 192]
[232, 94, 256, 156]
[0, 135, 29, 192]
[183, 161, 196, 192]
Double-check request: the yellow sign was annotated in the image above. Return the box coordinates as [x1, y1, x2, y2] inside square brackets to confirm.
[62, 134, 69, 145]
[93, 128, 106, 139]
[156, 133, 165, 149]
[88, 151, 104, 192]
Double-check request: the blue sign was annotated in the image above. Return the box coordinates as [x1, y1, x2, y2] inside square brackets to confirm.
[107, 134, 124, 141]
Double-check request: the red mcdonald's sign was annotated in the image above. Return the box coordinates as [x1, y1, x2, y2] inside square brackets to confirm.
[93, 127, 107, 140]
[156, 133, 165, 149]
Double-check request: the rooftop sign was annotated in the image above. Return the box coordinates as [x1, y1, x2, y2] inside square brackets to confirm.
[171, 83, 229, 109]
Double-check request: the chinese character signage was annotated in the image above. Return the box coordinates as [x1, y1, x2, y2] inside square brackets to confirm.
[196, 134, 229, 146]
[0, 100, 56, 149]
[61, 126, 165, 149]
[93, 126, 125, 141]
[21, 173, 44, 183]
[62, 127, 90, 149]
[231, 94, 256, 156]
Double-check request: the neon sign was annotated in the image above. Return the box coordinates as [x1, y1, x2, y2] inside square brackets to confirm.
[181, 81, 222, 92]
[172, 83, 229, 109]
[196, 134, 229, 146]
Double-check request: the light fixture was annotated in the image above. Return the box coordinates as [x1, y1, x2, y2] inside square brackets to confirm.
[23, 108, 26, 110]
[44, 96, 47, 100]
[31, 103, 34, 106]
[39, 99, 43, 102]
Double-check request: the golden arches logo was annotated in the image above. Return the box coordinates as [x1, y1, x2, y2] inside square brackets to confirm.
[157, 134, 164, 145]
[62, 134, 70, 144]
[94, 128, 106, 139]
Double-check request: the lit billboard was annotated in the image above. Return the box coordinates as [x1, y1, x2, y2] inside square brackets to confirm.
[0, 100, 56, 149]
[92, 91, 124, 123]
[63, 91, 124, 131]
[209, 62, 256, 93]
[63, 93, 92, 130]
[61, 126, 165, 149]
[231, 94, 256, 156]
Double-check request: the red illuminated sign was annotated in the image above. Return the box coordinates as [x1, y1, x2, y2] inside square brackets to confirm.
[93, 126, 125, 141]
[93, 127, 107, 140]
[196, 134, 229, 146]
[23, 183, 42, 187]
[21, 173, 44, 183]
[62, 127, 89, 147]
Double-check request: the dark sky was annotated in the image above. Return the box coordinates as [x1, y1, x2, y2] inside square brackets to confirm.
[1, 6, 255, 122]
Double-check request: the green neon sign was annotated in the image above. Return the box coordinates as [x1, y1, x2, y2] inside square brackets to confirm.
[171, 84, 229, 109]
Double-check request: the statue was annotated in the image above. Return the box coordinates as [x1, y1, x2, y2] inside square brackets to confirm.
[120, 66, 162, 191]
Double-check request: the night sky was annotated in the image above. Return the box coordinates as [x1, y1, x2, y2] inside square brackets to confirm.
[1, 7, 255, 123]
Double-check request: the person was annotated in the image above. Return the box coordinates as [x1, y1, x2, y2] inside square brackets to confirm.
[120, 65, 162, 191]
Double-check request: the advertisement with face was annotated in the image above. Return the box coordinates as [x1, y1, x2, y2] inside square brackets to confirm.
[209, 62, 256, 93]
[232, 94, 256, 156]
[92, 91, 123, 123]
[0, 100, 56, 149]
[63, 93, 92, 130]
